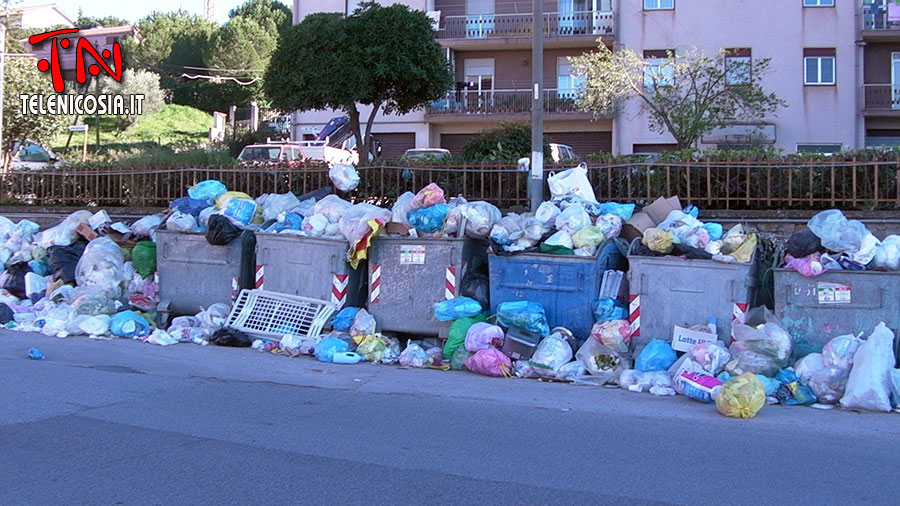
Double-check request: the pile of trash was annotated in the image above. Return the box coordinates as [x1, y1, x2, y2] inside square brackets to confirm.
[783, 209, 900, 276]
[631, 207, 756, 264]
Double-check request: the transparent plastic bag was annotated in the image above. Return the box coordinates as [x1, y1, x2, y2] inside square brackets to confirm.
[726, 307, 793, 377]
[36, 210, 92, 247]
[461, 202, 502, 239]
[618, 370, 676, 396]
[196, 303, 231, 329]
[872, 235, 900, 271]
[329, 164, 360, 192]
[690, 341, 731, 376]
[258, 192, 301, 221]
[465, 322, 505, 352]
[535, 202, 561, 231]
[555, 203, 591, 235]
[399, 342, 433, 368]
[314, 195, 353, 224]
[339, 204, 391, 245]
[576, 338, 629, 382]
[808, 209, 880, 265]
[350, 309, 376, 338]
[391, 192, 415, 227]
[595, 214, 623, 239]
[496, 301, 550, 336]
[166, 211, 197, 232]
[840, 323, 895, 412]
[822, 334, 862, 370]
[75, 237, 125, 297]
[131, 214, 165, 238]
[529, 332, 573, 377]
[590, 319, 632, 353]
[381, 337, 402, 365]
[410, 183, 446, 210]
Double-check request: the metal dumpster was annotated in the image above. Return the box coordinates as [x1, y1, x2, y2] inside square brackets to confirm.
[627, 238, 759, 350]
[157, 229, 256, 316]
[366, 236, 488, 337]
[774, 268, 900, 361]
[488, 238, 629, 340]
[255, 233, 365, 309]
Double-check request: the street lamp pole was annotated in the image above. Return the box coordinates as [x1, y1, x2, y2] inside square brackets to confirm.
[529, 0, 544, 211]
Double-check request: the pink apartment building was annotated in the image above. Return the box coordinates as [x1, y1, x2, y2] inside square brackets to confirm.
[291, 0, 893, 157]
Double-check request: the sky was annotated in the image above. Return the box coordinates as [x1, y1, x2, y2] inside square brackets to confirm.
[28, 0, 248, 25]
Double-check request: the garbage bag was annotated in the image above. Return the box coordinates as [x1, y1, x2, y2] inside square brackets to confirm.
[786, 230, 823, 258]
[547, 164, 597, 203]
[572, 226, 605, 249]
[196, 303, 231, 329]
[535, 202, 561, 231]
[464, 347, 512, 377]
[433, 297, 482, 322]
[331, 307, 360, 332]
[206, 215, 242, 246]
[128, 242, 156, 279]
[784, 253, 826, 277]
[576, 338, 629, 383]
[295, 198, 317, 218]
[593, 214, 623, 240]
[257, 192, 301, 221]
[356, 335, 388, 362]
[70, 286, 117, 315]
[675, 372, 723, 403]
[726, 307, 793, 377]
[76, 314, 110, 336]
[408, 204, 450, 234]
[597, 202, 635, 221]
[840, 323, 895, 412]
[592, 297, 627, 323]
[635, 339, 677, 372]
[301, 214, 328, 237]
[703, 222, 724, 242]
[338, 203, 391, 245]
[822, 334, 862, 370]
[555, 203, 592, 235]
[590, 319, 632, 354]
[460, 272, 490, 310]
[347, 309, 374, 339]
[529, 332, 573, 377]
[496, 301, 550, 337]
[619, 370, 676, 396]
[188, 180, 227, 204]
[872, 235, 900, 271]
[461, 202, 502, 239]
[75, 237, 124, 297]
[555, 360, 587, 381]
[109, 310, 151, 338]
[131, 214, 165, 238]
[410, 183, 446, 210]
[451, 346, 472, 370]
[643, 228, 674, 254]
[0, 302, 13, 324]
[716, 373, 766, 418]
[315, 337, 349, 362]
[328, 164, 360, 192]
[169, 197, 209, 218]
[808, 209, 880, 265]
[267, 213, 304, 233]
[391, 192, 415, 228]
[48, 242, 88, 283]
[314, 195, 353, 224]
[465, 322, 505, 352]
[381, 337, 402, 365]
[690, 341, 731, 376]
[221, 198, 258, 225]
[165, 211, 197, 232]
[399, 342, 433, 368]
[1, 262, 31, 299]
[541, 230, 574, 252]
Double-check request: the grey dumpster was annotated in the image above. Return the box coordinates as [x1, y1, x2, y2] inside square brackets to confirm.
[774, 268, 900, 361]
[627, 238, 758, 350]
[255, 233, 365, 309]
[157, 229, 256, 316]
[366, 236, 488, 337]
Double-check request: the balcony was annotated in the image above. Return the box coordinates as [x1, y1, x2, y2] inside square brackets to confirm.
[426, 88, 606, 121]
[861, 4, 900, 40]
[862, 84, 900, 115]
[436, 11, 614, 48]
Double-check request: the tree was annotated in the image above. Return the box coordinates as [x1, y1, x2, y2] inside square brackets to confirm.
[570, 46, 787, 150]
[264, 3, 453, 165]
[204, 15, 276, 104]
[98, 69, 166, 127]
[461, 123, 551, 162]
[228, 0, 291, 33]
[76, 15, 129, 28]
[124, 11, 216, 72]
[2, 58, 70, 165]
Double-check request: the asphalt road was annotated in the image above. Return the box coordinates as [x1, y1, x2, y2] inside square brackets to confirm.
[2, 330, 899, 506]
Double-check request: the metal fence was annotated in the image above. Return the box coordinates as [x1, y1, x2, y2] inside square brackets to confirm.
[2, 160, 899, 210]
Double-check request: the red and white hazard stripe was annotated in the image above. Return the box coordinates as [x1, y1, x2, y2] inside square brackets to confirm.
[628, 294, 641, 338]
[445, 267, 457, 300]
[331, 273, 349, 309]
[730, 302, 749, 342]
[255, 265, 265, 290]
[370, 264, 381, 304]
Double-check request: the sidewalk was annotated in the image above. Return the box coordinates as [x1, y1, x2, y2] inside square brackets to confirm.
[2, 328, 897, 439]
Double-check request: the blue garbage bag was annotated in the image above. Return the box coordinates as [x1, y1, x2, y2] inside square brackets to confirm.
[268, 213, 304, 233]
[635, 339, 677, 372]
[188, 180, 227, 204]
[223, 199, 257, 225]
[109, 310, 151, 338]
[314, 337, 349, 363]
[28, 258, 51, 276]
[496, 301, 550, 337]
[408, 204, 450, 234]
[684, 204, 700, 218]
[331, 307, 360, 332]
[433, 297, 483, 322]
[598, 202, 635, 221]
[592, 297, 627, 323]
[703, 222, 724, 241]
[169, 197, 210, 218]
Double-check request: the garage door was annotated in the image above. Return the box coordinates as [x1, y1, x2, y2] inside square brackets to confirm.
[374, 133, 416, 159]
[440, 134, 475, 157]
[546, 132, 612, 158]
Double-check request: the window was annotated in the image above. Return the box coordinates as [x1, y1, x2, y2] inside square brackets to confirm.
[644, 50, 674, 87]
[797, 144, 842, 154]
[465, 0, 495, 38]
[725, 48, 752, 85]
[644, 0, 674, 9]
[557, 58, 586, 99]
[804, 48, 836, 85]
[803, 0, 834, 6]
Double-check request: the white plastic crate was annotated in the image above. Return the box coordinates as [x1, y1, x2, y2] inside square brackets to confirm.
[225, 289, 336, 340]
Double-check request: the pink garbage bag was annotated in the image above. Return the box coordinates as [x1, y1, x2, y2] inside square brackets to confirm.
[464, 322, 505, 352]
[785, 253, 826, 277]
[410, 183, 446, 211]
[464, 347, 512, 377]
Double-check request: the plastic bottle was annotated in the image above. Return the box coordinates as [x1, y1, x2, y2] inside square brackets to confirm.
[708, 317, 718, 335]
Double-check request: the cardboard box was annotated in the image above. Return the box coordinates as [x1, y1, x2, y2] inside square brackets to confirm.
[88, 210, 111, 230]
[385, 222, 411, 236]
[76, 222, 99, 241]
[621, 196, 682, 241]
[671, 324, 718, 352]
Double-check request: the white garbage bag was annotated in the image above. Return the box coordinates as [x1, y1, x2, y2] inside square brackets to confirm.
[840, 323, 895, 412]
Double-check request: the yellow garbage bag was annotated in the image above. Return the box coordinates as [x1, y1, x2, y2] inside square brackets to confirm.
[215, 191, 253, 210]
[357, 335, 388, 362]
[572, 226, 606, 249]
[727, 233, 757, 263]
[642, 228, 674, 254]
[716, 373, 766, 418]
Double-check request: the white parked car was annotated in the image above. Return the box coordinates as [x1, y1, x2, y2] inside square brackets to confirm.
[10, 141, 65, 171]
[549, 143, 577, 163]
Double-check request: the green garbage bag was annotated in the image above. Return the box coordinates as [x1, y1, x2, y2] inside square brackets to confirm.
[451, 346, 472, 371]
[444, 314, 487, 359]
[132, 241, 157, 278]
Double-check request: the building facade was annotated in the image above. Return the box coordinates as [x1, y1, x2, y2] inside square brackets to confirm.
[291, 1, 890, 157]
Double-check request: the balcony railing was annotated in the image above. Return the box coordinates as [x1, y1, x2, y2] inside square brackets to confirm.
[862, 4, 900, 30]
[863, 84, 900, 110]
[427, 88, 593, 115]
[437, 10, 614, 40]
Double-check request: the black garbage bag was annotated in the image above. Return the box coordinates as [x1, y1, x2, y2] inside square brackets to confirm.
[48, 241, 88, 284]
[209, 327, 252, 347]
[206, 215, 242, 246]
[0, 303, 13, 324]
[2, 262, 32, 299]
[786, 230, 823, 258]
